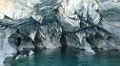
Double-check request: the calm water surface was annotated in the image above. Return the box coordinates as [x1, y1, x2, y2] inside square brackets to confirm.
[6, 47, 120, 66]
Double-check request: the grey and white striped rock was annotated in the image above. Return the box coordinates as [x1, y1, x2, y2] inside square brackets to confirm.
[0, 0, 120, 65]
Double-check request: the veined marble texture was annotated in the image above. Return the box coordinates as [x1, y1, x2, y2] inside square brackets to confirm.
[0, 0, 120, 66]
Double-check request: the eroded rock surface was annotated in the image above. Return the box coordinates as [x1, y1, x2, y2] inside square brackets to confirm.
[0, 0, 120, 66]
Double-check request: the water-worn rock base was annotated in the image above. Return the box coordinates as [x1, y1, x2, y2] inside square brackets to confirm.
[0, 0, 120, 66]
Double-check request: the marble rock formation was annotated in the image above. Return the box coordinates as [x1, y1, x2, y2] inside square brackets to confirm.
[0, 0, 120, 65]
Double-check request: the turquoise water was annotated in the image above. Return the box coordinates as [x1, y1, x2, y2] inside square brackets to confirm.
[7, 47, 120, 66]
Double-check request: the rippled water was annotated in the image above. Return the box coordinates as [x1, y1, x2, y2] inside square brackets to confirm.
[6, 47, 120, 66]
